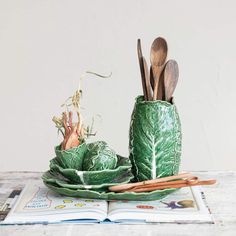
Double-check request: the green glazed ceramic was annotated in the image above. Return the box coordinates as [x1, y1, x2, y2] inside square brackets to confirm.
[42, 170, 133, 191]
[83, 141, 117, 171]
[129, 96, 182, 181]
[55, 142, 87, 170]
[50, 155, 133, 185]
[44, 181, 177, 201]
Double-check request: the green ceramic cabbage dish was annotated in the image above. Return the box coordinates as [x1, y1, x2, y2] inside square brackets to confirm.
[43, 141, 133, 188]
[43, 140, 177, 201]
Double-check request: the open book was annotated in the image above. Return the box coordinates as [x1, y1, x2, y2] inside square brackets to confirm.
[1, 181, 213, 224]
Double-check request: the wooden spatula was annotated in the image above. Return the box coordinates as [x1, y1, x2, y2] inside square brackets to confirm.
[137, 39, 148, 100]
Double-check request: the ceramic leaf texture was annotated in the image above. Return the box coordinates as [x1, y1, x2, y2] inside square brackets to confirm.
[42, 170, 133, 192]
[55, 142, 87, 170]
[83, 141, 117, 171]
[129, 96, 182, 181]
[50, 155, 132, 185]
[44, 181, 177, 201]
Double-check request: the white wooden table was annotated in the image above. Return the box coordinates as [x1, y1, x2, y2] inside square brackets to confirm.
[0, 171, 235, 236]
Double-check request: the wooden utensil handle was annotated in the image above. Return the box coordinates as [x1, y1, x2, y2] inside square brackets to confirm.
[150, 66, 155, 90]
[143, 56, 152, 100]
[153, 65, 166, 100]
[152, 66, 162, 100]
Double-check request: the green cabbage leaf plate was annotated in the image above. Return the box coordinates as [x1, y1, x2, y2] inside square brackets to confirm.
[42, 169, 133, 192]
[43, 181, 177, 201]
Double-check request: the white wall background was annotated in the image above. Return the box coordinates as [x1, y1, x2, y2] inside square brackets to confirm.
[0, 0, 235, 171]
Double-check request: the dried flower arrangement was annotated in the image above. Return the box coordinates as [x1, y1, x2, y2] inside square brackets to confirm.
[52, 71, 111, 150]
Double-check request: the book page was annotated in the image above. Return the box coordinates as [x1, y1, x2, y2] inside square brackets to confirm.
[108, 187, 212, 223]
[4, 181, 108, 223]
[14, 181, 108, 214]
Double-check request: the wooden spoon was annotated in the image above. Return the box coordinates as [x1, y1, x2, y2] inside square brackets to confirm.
[150, 37, 168, 100]
[137, 39, 148, 100]
[164, 60, 179, 102]
[150, 66, 165, 100]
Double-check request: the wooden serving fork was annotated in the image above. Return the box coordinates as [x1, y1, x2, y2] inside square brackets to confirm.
[124, 178, 216, 193]
[109, 172, 216, 193]
[109, 172, 193, 192]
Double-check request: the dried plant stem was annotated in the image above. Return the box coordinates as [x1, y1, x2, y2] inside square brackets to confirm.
[52, 71, 109, 149]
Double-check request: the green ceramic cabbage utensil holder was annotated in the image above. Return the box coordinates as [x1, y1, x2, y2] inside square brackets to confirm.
[129, 96, 182, 181]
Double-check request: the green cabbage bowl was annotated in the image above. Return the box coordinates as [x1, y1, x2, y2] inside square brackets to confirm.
[55, 142, 87, 170]
[49, 154, 133, 185]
